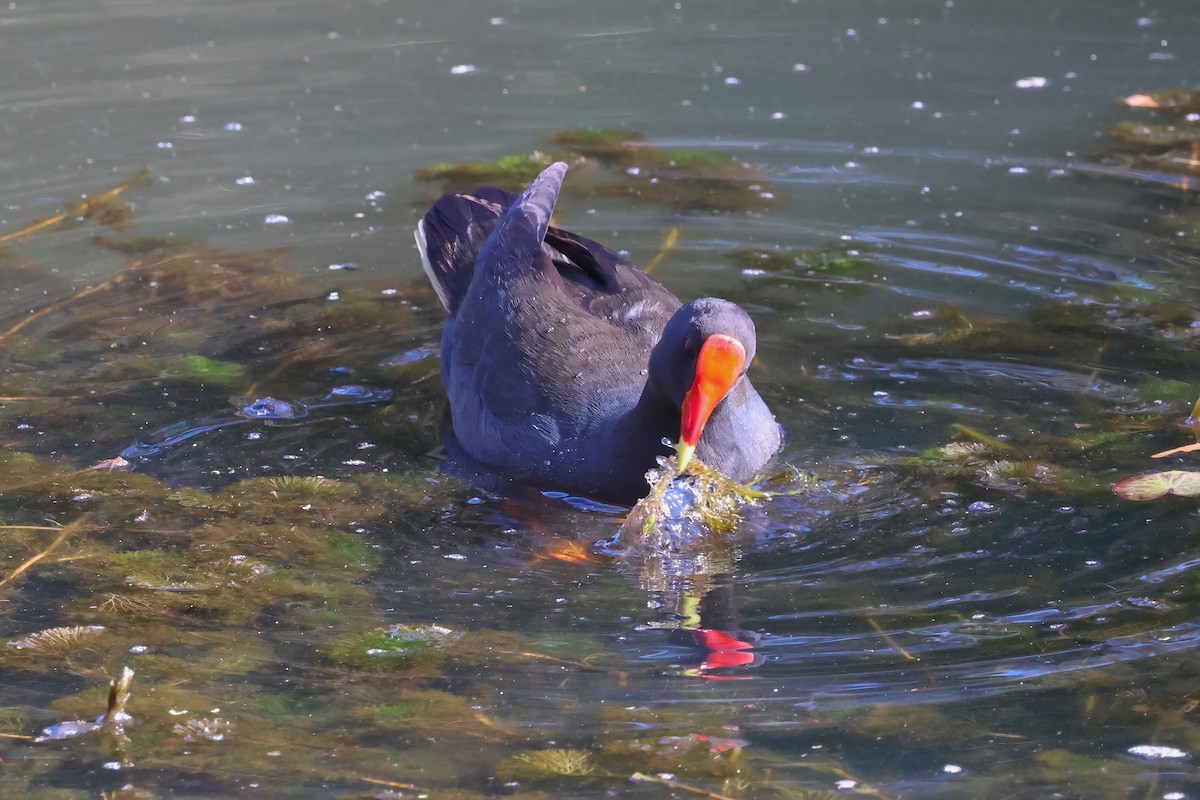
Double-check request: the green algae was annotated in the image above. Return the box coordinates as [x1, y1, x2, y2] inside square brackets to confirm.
[3, 145, 1200, 800]
[1124, 86, 1200, 115]
[1099, 85, 1200, 190]
[415, 128, 781, 213]
[495, 748, 598, 780]
[547, 128, 647, 163]
[330, 624, 460, 671]
[415, 152, 557, 189]
[728, 245, 876, 279]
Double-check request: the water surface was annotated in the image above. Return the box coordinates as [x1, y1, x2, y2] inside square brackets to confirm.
[2, 1, 1200, 798]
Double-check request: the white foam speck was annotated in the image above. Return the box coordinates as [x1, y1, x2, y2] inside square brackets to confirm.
[1015, 76, 1049, 89]
[450, 64, 477, 75]
[1128, 745, 1188, 759]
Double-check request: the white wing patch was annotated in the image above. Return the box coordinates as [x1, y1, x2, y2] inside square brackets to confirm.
[414, 219, 452, 311]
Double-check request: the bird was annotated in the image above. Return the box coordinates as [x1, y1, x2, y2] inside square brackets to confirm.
[415, 161, 780, 504]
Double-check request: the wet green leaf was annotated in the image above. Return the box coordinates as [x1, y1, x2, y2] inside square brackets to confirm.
[1112, 470, 1200, 500]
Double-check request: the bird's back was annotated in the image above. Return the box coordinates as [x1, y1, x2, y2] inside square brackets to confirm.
[415, 170, 683, 493]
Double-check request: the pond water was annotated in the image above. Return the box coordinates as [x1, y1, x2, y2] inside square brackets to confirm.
[2, 1, 1200, 798]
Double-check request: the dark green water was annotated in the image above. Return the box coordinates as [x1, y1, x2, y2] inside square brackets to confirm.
[2, 1, 1200, 798]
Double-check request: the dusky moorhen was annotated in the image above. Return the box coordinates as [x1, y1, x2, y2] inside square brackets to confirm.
[415, 161, 780, 503]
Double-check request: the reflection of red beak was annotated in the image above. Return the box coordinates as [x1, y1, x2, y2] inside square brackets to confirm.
[675, 334, 747, 471]
[690, 628, 758, 680]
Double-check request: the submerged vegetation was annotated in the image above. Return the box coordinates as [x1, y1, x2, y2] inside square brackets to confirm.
[4, 87, 1200, 799]
[415, 127, 781, 213]
[1098, 85, 1200, 192]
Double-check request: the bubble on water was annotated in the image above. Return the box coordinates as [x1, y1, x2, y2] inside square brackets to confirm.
[1015, 76, 1048, 89]
[1128, 745, 1188, 759]
[450, 64, 477, 75]
[264, 213, 290, 225]
[235, 175, 256, 186]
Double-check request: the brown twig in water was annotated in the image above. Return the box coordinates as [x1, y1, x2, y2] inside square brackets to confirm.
[866, 617, 918, 662]
[642, 226, 680, 274]
[358, 776, 435, 793]
[101, 667, 135, 735]
[0, 169, 151, 346]
[0, 278, 122, 345]
[630, 772, 738, 800]
[0, 518, 86, 592]
[0, 525, 71, 531]
[0, 168, 149, 246]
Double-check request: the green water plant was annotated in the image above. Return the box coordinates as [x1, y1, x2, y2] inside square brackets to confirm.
[415, 152, 558, 190]
[495, 748, 598, 780]
[330, 624, 461, 671]
[415, 128, 782, 213]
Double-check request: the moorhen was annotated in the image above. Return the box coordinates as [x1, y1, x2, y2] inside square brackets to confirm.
[415, 161, 780, 504]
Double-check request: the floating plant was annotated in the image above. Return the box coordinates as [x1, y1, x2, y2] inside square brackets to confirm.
[495, 748, 598, 781]
[1094, 85, 1200, 191]
[330, 624, 461, 671]
[415, 128, 781, 213]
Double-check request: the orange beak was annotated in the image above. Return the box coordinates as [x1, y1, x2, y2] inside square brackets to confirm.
[675, 334, 747, 472]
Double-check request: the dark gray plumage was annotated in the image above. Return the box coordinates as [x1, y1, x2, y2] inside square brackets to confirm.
[416, 162, 780, 503]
